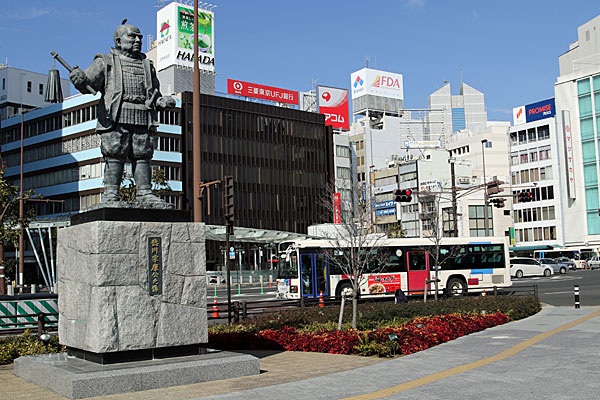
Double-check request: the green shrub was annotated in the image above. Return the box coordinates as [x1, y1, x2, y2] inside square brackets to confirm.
[242, 295, 540, 332]
[0, 330, 65, 365]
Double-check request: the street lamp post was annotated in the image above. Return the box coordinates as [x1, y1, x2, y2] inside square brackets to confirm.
[481, 139, 490, 236]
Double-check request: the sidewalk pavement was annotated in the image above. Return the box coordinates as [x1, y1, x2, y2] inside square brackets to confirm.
[2, 306, 599, 399]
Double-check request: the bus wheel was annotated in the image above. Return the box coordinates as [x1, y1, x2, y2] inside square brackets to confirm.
[447, 278, 466, 296]
[336, 282, 354, 300]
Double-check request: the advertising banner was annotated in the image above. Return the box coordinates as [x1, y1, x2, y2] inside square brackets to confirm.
[333, 193, 341, 224]
[318, 86, 349, 130]
[513, 98, 555, 125]
[525, 98, 555, 123]
[562, 110, 576, 199]
[156, 2, 215, 72]
[227, 79, 298, 105]
[350, 68, 404, 101]
[367, 274, 402, 294]
[513, 105, 525, 125]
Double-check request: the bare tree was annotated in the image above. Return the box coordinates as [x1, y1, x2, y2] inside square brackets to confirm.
[318, 181, 387, 329]
[418, 189, 461, 301]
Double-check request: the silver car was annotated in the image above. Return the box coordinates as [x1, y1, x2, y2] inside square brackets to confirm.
[555, 257, 577, 270]
[539, 258, 568, 274]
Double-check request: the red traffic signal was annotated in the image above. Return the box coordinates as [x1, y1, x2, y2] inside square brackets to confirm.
[393, 189, 413, 203]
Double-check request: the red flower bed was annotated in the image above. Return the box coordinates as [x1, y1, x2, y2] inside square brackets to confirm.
[207, 312, 509, 356]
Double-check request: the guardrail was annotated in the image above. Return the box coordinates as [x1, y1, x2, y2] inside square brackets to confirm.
[0, 312, 58, 335]
[0, 285, 538, 333]
[209, 285, 539, 323]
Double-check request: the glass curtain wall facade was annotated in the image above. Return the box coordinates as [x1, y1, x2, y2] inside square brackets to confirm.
[181, 93, 334, 268]
[577, 75, 600, 234]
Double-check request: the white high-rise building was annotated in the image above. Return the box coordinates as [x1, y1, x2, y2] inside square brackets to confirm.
[428, 82, 488, 137]
[554, 14, 600, 247]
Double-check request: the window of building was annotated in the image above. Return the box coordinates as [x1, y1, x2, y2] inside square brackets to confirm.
[336, 166, 351, 179]
[520, 153, 529, 164]
[468, 205, 493, 237]
[2, 78, 5, 90]
[511, 154, 519, 166]
[510, 132, 517, 145]
[335, 145, 350, 158]
[518, 130, 527, 144]
[530, 151, 538, 162]
[527, 129, 536, 142]
[39, 83, 44, 95]
[400, 172, 417, 182]
[537, 125, 550, 141]
[26, 81, 32, 93]
[539, 148, 550, 160]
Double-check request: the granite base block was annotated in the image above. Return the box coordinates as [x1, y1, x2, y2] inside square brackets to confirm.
[14, 350, 260, 399]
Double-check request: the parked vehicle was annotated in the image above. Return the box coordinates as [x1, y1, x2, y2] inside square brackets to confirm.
[555, 257, 577, 270]
[510, 258, 553, 278]
[539, 258, 568, 274]
[585, 255, 600, 270]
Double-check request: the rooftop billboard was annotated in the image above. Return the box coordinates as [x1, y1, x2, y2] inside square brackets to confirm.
[318, 86, 349, 130]
[350, 68, 404, 101]
[156, 2, 215, 72]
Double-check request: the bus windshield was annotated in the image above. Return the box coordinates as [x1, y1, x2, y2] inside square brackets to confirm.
[277, 254, 298, 279]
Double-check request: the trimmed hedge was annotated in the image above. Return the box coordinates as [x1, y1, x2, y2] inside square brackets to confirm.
[233, 295, 540, 332]
[0, 330, 65, 365]
[208, 312, 511, 357]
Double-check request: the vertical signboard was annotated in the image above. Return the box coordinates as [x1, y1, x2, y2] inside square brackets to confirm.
[318, 86, 349, 130]
[156, 1, 215, 72]
[333, 193, 341, 224]
[350, 68, 404, 101]
[513, 106, 525, 125]
[562, 110, 576, 199]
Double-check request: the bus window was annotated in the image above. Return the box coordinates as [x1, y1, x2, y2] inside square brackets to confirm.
[383, 248, 407, 273]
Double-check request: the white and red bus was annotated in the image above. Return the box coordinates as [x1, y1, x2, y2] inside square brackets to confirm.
[276, 237, 512, 299]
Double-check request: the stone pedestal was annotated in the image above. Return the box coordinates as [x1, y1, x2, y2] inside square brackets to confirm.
[56, 219, 208, 354]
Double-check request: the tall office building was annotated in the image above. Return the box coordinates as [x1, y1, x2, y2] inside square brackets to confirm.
[554, 14, 600, 246]
[428, 82, 488, 136]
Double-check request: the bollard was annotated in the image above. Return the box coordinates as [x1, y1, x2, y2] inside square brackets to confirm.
[37, 313, 45, 336]
[269, 275, 272, 288]
[260, 276, 264, 294]
[493, 286, 498, 297]
[233, 301, 240, 323]
[31, 285, 36, 294]
[574, 285, 580, 309]
[7, 284, 14, 296]
[249, 275, 253, 284]
[241, 300, 247, 321]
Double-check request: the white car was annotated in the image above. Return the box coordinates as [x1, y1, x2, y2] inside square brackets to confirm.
[510, 258, 554, 278]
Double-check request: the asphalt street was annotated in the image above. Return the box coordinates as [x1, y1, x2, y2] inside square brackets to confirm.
[512, 269, 600, 306]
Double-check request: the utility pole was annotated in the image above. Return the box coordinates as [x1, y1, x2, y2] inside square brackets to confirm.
[481, 139, 489, 235]
[450, 160, 458, 237]
[192, 0, 203, 222]
[224, 176, 234, 324]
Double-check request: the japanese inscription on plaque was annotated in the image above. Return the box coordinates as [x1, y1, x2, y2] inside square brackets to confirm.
[148, 237, 163, 295]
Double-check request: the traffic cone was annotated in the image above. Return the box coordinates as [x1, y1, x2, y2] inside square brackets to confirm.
[211, 297, 219, 318]
[319, 291, 324, 308]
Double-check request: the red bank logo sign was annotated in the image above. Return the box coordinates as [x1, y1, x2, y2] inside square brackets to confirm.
[318, 86, 349, 130]
[227, 79, 298, 105]
[512, 105, 526, 125]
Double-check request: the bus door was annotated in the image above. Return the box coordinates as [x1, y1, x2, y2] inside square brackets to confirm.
[407, 251, 429, 293]
[299, 253, 330, 298]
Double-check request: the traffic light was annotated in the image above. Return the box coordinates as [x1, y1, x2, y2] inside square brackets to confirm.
[486, 178, 504, 195]
[393, 189, 412, 202]
[224, 176, 234, 234]
[490, 198, 506, 208]
[518, 191, 533, 203]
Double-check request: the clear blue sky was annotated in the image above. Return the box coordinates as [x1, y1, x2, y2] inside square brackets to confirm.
[1, 0, 598, 121]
